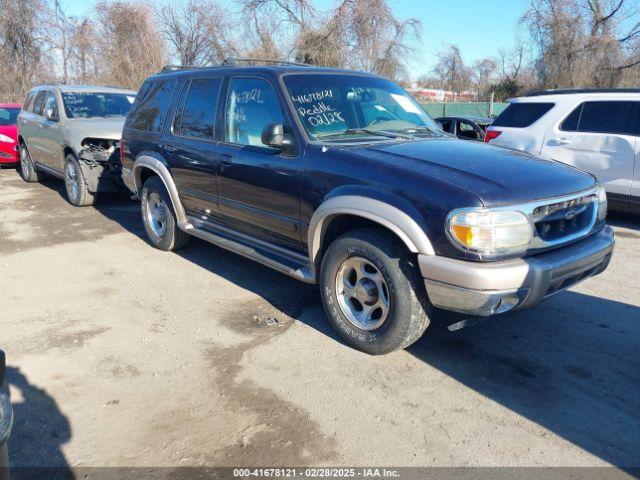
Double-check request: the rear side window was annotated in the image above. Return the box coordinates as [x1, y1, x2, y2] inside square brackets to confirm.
[560, 104, 582, 131]
[492, 102, 554, 128]
[562, 101, 639, 136]
[126, 79, 175, 133]
[24, 92, 36, 112]
[32, 91, 47, 116]
[174, 77, 221, 140]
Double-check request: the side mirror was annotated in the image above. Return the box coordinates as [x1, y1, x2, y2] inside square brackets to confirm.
[261, 123, 296, 154]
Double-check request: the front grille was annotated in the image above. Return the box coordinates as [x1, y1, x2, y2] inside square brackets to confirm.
[533, 194, 597, 242]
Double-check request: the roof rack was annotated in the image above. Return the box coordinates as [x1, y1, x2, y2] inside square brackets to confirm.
[222, 58, 312, 67]
[524, 88, 640, 97]
[160, 58, 312, 73]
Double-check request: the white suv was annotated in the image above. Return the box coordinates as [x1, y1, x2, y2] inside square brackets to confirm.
[485, 89, 640, 213]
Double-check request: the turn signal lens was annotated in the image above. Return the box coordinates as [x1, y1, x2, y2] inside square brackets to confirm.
[448, 209, 532, 256]
[597, 184, 608, 222]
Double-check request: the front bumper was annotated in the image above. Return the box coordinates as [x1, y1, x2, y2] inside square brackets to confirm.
[121, 167, 136, 194]
[420, 226, 615, 317]
[0, 144, 17, 164]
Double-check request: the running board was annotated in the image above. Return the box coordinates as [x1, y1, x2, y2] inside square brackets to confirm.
[183, 215, 316, 284]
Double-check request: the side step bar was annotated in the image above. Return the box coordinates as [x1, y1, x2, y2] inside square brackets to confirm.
[183, 216, 316, 284]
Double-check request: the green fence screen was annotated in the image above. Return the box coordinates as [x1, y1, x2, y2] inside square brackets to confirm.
[420, 102, 509, 119]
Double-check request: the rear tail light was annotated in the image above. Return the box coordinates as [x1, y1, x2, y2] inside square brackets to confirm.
[484, 130, 502, 143]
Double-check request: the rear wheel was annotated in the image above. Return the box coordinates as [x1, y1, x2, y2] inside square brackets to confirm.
[141, 176, 190, 251]
[19, 144, 39, 183]
[320, 228, 432, 355]
[64, 154, 96, 207]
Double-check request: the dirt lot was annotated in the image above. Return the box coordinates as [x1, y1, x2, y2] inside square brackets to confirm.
[1, 167, 639, 471]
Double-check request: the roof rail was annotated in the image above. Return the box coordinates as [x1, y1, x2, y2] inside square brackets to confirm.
[160, 65, 227, 73]
[524, 88, 640, 97]
[222, 58, 312, 67]
[159, 58, 312, 73]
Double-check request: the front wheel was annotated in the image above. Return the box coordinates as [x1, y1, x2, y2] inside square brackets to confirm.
[64, 155, 96, 207]
[141, 176, 191, 251]
[320, 228, 432, 355]
[19, 144, 39, 183]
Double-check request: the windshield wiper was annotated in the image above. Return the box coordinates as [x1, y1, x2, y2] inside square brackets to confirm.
[392, 125, 442, 135]
[317, 128, 410, 140]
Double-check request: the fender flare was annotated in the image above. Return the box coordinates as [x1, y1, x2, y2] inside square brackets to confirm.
[132, 155, 190, 228]
[308, 195, 435, 265]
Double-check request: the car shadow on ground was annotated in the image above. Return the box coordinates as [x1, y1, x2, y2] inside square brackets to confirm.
[607, 211, 640, 233]
[5, 366, 73, 477]
[158, 231, 640, 469]
[408, 291, 640, 469]
[22, 172, 640, 469]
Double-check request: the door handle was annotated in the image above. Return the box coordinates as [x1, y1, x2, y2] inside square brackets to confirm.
[549, 138, 571, 146]
[220, 153, 233, 166]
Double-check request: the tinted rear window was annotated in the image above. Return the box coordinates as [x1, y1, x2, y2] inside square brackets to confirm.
[126, 79, 176, 133]
[175, 77, 221, 140]
[581, 101, 638, 135]
[0, 107, 20, 125]
[492, 102, 555, 128]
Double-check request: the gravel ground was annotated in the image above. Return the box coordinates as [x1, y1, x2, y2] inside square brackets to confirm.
[1, 167, 639, 471]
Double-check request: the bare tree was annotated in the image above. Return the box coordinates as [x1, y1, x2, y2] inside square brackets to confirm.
[433, 44, 471, 99]
[157, 0, 238, 66]
[0, 0, 50, 100]
[471, 57, 498, 100]
[94, 1, 167, 89]
[523, 0, 640, 88]
[69, 18, 100, 83]
[50, 0, 73, 83]
[341, 0, 420, 78]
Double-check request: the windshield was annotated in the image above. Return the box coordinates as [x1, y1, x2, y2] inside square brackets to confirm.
[0, 107, 20, 126]
[283, 74, 443, 141]
[62, 92, 136, 119]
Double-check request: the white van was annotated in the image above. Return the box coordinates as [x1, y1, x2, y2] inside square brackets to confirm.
[485, 89, 640, 212]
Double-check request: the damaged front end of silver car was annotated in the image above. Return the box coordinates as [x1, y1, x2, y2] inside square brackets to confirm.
[78, 138, 126, 192]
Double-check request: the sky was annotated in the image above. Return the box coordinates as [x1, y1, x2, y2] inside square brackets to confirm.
[62, 0, 529, 79]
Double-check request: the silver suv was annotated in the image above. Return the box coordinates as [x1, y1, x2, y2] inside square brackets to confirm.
[17, 85, 137, 206]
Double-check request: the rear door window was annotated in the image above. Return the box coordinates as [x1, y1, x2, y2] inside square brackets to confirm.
[24, 92, 36, 112]
[126, 79, 176, 133]
[491, 102, 555, 128]
[576, 101, 639, 136]
[174, 77, 222, 140]
[32, 91, 47, 116]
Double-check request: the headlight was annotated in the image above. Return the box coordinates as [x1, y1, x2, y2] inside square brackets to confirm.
[0, 134, 14, 143]
[447, 208, 532, 257]
[597, 184, 608, 222]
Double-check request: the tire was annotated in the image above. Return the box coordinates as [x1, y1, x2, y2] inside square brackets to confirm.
[19, 144, 39, 183]
[140, 176, 190, 251]
[320, 228, 432, 355]
[64, 154, 96, 207]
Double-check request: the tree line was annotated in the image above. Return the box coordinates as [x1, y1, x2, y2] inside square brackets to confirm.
[0, 0, 638, 103]
[425, 0, 640, 101]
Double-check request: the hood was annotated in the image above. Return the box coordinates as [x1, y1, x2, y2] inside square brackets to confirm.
[65, 116, 126, 141]
[348, 138, 596, 205]
[0, 125, 17, 142]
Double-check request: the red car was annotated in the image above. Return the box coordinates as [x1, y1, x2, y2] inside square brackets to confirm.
[0, 103, 21, 165]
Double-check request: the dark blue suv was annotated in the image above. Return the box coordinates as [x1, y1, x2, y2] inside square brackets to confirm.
[120, 61, 614, 354]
